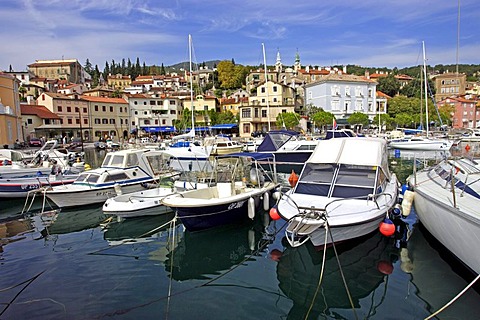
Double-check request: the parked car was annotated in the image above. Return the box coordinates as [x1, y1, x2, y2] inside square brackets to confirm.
[28, 138, 43, 147]
[69, 138, 83, 149]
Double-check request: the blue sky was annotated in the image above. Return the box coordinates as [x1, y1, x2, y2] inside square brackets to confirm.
[1, 0, 479, 72]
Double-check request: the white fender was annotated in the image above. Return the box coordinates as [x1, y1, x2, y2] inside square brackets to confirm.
[114, 183, 123, 196]
[263, 192, 270, 211]
[248, 197, 255, 219]
[401, 190, 414, 217]
[248, 229, 255, 251]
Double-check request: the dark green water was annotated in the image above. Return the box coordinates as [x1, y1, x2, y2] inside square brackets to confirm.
[1, 149, 479, 319]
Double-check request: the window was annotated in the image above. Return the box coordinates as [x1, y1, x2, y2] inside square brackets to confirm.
[102, 118, 108, 124]
[120, 107, 123, 112]
[102, 106, 106, 112]
[241, 109, 251, 118]
[75, 107, 79, 112]
[83, 108, 87, 113]
[94, 118, 101, 124]
[84, 119, 88, 125]
[144, 119, 150, 125]
[67, 119, 73, 124]
[150, 101, 155, 105]
[27, 119, 33, 124]
[58, 106, 63, 112]
[273, 86, 277, 92]
[110, 119, 115, 124]
[67, 107, 72, 112]
[110, 106, 113, 112]
[76, 119, 80, 124]
[95, 105, 99, 111]
[261, 87, 265, 93]
[261, 110, 267, 117]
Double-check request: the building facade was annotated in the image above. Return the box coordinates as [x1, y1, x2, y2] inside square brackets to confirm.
[437, 96, 479, 129]
[0, 72, 21, 147]
[304, 74, 378, 122]
[433, 73, 466, 102]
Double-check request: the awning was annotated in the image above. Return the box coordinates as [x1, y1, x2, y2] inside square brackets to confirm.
[141, 126, 176, 133]
[184, 127, 210, 132]
[210, 123, 238, 130]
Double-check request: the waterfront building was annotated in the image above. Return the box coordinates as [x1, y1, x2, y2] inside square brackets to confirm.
[304, 73, 378, 123]
[81, 96, 129, 141]
[437, 96, 480, 129]
[20, 104, 61, 141]
[36, 92, 90, 141]
[0, 72, 22, 147]
[126, 93, 182, 137]
[433, 72, 466, 102]
[239, 80, 296, 137]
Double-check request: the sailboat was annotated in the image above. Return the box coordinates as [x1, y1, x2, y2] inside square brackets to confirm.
[388, 42, 453, 152]
[165, 35, 213, 169]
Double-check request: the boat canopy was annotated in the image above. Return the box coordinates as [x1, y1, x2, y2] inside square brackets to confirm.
[308, 138, 390, 176]
[218, 152, 275, 161]
[256, 130, 299, 152]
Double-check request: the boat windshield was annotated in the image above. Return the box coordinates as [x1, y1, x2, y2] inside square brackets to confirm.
[74, 173, 101, 184]
[295, 163, 377, 198]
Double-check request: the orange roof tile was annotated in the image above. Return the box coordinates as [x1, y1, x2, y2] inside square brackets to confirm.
[80, 96, 127, 103]
[21, 104, 61, 119]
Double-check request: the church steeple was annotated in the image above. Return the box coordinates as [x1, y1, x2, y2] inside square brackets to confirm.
[294, 49, 301, 72]
[275, 48, 283, 73]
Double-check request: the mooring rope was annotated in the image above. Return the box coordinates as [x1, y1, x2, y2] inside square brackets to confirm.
[424, 274, 480, 320]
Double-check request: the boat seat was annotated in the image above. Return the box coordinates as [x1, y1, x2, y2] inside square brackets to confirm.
[217, 182, 233, 198]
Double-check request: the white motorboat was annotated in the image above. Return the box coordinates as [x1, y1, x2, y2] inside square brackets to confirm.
[276, 137, 399, 247]
[43, 149, 179, 208]
[103, 186, 176, 218]
[161, 152, 279, 231]
[103, 149, 212, 218]
[460, 129, 480, 143]
[204, 136, 244, 156]
[388, 136, 453, 151]
[407, 157, 480, 274]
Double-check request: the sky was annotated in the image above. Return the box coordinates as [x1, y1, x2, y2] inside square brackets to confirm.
[1, 0, 480, 72]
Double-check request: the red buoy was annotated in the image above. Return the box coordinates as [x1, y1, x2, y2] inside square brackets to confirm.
[379, 218, 395, 237]
[270, 249, 283, 261]
[269, 206, 281, 220]
[377, 260, 394, 275]
[288, 170, 299, 187]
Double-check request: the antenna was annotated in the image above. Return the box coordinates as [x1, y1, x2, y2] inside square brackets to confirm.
[262, 43, 271, 132]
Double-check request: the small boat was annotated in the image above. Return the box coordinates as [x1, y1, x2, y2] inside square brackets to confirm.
[407, 157, 480, 274]
[276, 137, 399, 247]
[204, 136, 244, 156]
[388, 136, 453, 151]
[460, 129, 480, 143]
[161, 152, 279, 231]
[103, 150, 213, 218]
[43, 148, 180, 208]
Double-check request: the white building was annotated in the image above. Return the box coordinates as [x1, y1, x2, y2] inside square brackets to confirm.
[304, 74, 378, 121]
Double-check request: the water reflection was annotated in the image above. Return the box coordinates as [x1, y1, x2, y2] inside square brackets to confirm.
[276, 232, 400, 319]
[165, 217, 269, 281]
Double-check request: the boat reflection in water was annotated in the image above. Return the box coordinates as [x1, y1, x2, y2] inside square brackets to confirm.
[38, 206, 107, 237]
[276, 232, 400, 319]
[103, 212, 176, 244]
[405, 221, 480, 319]
[165, 216, 269, 281]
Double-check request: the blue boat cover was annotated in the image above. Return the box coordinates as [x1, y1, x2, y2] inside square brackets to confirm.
[256, 130, 299, 152]
[210, 123, 238, 129]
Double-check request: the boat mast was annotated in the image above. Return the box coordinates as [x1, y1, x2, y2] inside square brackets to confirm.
[422, 41, 429, 137]
[262, 43, 271, 132]
[189, 34, 195, 135]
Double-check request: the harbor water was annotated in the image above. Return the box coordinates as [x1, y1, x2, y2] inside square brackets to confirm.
[1, 148, 479, 319]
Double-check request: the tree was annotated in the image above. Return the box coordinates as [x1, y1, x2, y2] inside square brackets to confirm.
[217, 60, 236, 89]
[311, 110, 335, 131]
[84, 59, 93, 76]
[276, 112, 299, 130]
[377, 74, 401, 97]
[347, 112, 369, 129]
[372, 113, 393, 131]
[394, 113, 414, 128]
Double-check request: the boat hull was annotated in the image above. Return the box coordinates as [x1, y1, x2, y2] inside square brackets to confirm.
[389, 139, 452, 151]
[45, 180, 155, 208]
[0, 175, 77, 198]
[412, 181, 480, 274]
[103, 187, 175, 218]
